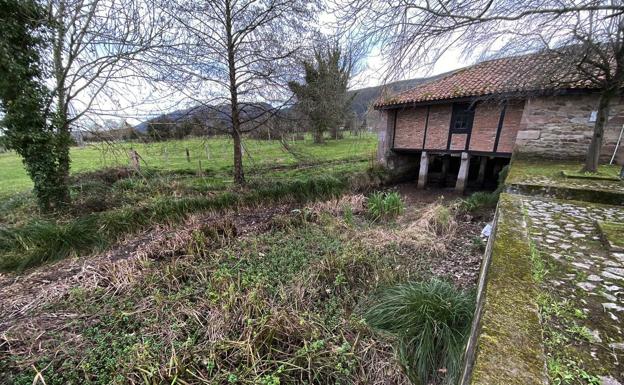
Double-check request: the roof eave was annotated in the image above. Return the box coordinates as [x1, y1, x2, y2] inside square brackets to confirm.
[373, 87, 601, 110]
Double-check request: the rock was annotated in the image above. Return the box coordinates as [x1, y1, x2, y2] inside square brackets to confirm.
[602, 303, 624, 312]
[588, 275, 603, 282]
[577, 282, 596, 291]
[606, 267, 624, 277]
[603, 271, 624, 281]
[572, 262, 591, 269]
[600, 376, 622, 385]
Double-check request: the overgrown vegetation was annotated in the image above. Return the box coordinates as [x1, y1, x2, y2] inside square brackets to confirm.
[0, 166, 387, 271]
[460, 165, 509, 212]
[0, 134, 378, 271]
[365, 279, 475, 385]
[0, 0, 71, 211]
[538, 294, 601, 385]
[0, 190, 487, 385]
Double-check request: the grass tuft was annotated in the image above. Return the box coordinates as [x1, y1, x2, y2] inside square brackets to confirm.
[365, 279, 475, 385]
[366, 191, 405, 221]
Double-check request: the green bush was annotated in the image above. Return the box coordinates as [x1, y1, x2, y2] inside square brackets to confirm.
[365, 279, 475, 385]
[367, 191, 404, 221]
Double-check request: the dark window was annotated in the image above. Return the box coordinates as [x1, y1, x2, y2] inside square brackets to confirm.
[450, 103, 475, 133]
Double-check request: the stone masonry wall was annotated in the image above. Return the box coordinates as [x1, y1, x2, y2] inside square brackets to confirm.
[516, 93, 624, 163]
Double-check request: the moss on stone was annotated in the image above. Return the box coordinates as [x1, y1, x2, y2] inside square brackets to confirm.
[506, 159, 622, 186]
[598, 221, 624, 251]
[469, 194, 547, 385]
[505, 159, 624, 205]
[561, 170, 621, 181]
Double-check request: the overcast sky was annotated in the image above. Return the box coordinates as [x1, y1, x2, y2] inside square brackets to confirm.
[84, 8, 472, 127]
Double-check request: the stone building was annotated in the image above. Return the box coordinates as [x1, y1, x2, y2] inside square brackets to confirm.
[374, 52, 624, 191]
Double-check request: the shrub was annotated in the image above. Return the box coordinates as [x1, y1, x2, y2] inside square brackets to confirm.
[365, 279, 475, 385]
[367, 191, 404, 221]
[460, 165, 510, 213]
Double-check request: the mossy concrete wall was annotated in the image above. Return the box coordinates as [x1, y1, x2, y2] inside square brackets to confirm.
[461, 194, 547, 385]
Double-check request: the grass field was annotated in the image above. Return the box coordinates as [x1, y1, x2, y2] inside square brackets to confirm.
[0, 133, 377, 196]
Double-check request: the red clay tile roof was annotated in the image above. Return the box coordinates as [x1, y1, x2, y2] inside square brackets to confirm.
[375, 53, 597, 108]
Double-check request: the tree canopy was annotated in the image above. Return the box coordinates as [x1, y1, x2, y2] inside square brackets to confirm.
[289, 46, 354, 143]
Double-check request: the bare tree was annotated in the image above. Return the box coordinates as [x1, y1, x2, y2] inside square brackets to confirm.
[335, 0, 624, 172]
[46, 0, 169, 204]
[152, 0, 320, 184]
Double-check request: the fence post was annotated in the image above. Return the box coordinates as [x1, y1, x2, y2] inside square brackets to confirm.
[186, 147, 191, 163]
[129, 149, 140, 171]
[198, 160, 204, 176]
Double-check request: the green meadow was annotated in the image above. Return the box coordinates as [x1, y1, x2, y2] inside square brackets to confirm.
[0, 134, 377, 196]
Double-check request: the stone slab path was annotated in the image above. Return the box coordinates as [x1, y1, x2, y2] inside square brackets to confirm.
[523, 196, 624, 382]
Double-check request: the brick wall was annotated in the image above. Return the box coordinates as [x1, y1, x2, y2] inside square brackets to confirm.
[424, 104, 452, 149]
[450, 133, 468, 150]
[496, 101, 524, 153]
[470, 103, 500, 152]
[516, 94, 624, 163]
[393, 106, 428, 149]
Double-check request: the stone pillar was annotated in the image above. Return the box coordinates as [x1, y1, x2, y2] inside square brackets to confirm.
[376, 110, 393, 166]
[477, 156, 487, 186]
[418, 151, 429, 189]
[455, 152, 470, 192]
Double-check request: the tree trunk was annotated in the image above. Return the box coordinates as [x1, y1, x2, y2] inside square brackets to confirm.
[314, 126, 324, 144]
[232, 124, 244, 184]
[50, 0, 71, 209]
[225, 0, 244, 184]
[583, 90, 614, 173]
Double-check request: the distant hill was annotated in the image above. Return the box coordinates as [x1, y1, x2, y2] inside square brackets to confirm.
[135, 75, 446, 131]
[134, 102, 275, 133]
[349, 74, 447, 118]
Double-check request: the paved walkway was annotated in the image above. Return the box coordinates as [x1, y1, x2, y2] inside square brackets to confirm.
[524, 196, 624, 382]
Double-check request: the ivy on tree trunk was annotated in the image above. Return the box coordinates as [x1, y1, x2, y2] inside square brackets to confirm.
[0, 0, 69, 212]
